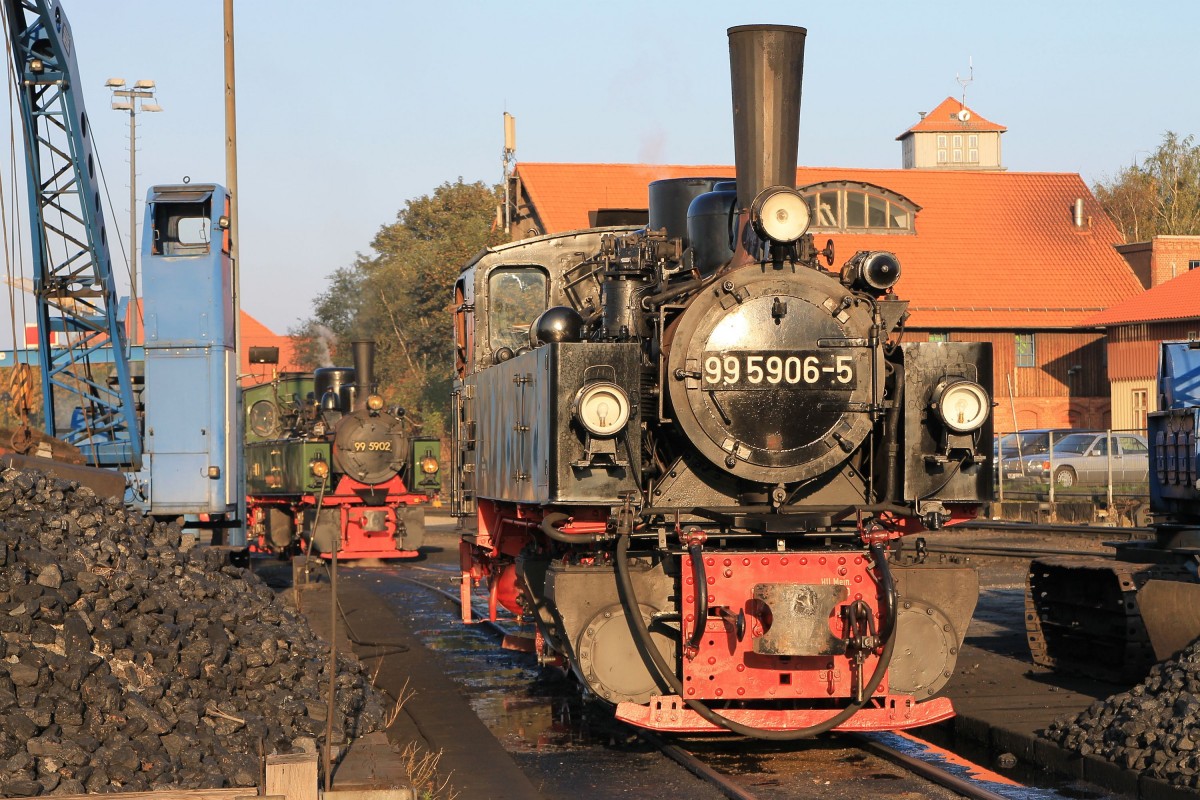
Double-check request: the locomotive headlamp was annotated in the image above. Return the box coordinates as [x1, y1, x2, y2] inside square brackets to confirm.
[931, 379, 990, 433]
[310, 459, 330, 479]
[420, 456, 440, 475]
[750, 186, 811, 244]
[366, 394, 385, 412]
[841, 250, 902, 293]
[572, 381, 631, 437]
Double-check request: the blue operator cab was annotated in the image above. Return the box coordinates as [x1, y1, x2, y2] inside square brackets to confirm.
[139, 183, 243, 544]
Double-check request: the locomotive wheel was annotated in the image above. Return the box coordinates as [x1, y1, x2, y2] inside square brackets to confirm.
[1054, 466, 1077, 489]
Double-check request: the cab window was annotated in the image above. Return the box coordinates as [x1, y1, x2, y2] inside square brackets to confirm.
[153, 201, 211, 256]
[488, 267, 547, 354]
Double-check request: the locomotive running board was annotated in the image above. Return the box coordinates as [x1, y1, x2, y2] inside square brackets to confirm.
[616, 695, 955, 733]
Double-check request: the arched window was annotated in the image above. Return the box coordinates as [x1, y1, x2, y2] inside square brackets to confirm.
[800, 182, 920, 235]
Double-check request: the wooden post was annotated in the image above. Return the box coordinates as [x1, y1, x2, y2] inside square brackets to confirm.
[266, 751, 319, 800]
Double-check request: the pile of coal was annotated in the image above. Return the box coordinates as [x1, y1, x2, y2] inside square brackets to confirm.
[1045, 641, 1200, 788]
[0, 467, 385, 795]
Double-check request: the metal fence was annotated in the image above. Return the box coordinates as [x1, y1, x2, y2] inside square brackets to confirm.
[992, 427, 1150, 525]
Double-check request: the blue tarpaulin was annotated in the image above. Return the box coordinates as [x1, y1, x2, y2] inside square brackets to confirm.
[1159, 341, 1200, 409]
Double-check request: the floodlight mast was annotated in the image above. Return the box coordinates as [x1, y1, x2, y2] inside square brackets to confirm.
[108, 77, 162, 349]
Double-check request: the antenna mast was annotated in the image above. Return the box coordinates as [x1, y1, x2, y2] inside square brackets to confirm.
[502, 112, 516, 235]
[956, 57, 974, 110]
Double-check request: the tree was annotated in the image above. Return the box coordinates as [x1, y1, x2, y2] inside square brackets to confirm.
[1094, 132, 1200, 242]
[291, 179, 503, 434]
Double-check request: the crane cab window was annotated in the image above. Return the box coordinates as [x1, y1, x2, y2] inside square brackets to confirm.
[152, 201, 211, 256]
[488, 266, 547, 354]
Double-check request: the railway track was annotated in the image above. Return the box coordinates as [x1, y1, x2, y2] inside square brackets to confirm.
[386, 561, 1062, 800]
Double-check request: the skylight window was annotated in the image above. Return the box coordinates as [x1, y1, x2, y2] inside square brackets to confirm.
[800, 182, 919, 235]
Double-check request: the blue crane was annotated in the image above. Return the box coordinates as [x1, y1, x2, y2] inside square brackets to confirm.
[3, 0, 142, 468]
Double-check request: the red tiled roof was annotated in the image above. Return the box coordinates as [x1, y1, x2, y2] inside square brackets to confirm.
[515, 162, 1141, 328]
[240, 310, 302, 384]
[1084, 267, 1200, 326]
[897, 97, 1007, 138]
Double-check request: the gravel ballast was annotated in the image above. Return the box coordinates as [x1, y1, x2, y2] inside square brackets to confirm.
[1045, 639, 1200, 788]
[0, 467, 385, 795]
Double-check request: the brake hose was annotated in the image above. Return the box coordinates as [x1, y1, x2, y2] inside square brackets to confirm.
[614, 535, 898, 739]
[683, 538, 708, 659]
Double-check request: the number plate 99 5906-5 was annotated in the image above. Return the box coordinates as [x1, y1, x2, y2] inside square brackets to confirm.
[701, 351, 856, 390]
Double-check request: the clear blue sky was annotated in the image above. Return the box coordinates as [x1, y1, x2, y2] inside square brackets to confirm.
[7, 1, 1200, 336]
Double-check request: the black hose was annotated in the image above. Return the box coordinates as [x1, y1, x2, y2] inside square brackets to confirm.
[540, 512, 608, 544]
[684, 543, 708, 658]
[639, 277, 705, 309]
[869, 541, 897, 644]
[614, 534, 898, 739]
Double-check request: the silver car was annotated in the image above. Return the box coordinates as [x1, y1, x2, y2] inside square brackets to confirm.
[1024, 432, 1149, 489]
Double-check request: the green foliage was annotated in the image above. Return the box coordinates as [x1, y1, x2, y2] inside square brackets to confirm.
[1094, 132, 1200, 242]
[291, 179, 503, 434]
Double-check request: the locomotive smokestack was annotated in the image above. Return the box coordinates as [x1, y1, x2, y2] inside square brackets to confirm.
[728, 25, 807, 215]
[351, 339, 376, 409]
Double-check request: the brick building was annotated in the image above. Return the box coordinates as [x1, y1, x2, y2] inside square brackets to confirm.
[1116, 235, 1200, 289]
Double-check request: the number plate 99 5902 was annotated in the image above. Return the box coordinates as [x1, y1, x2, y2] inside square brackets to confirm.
[701, 351, 856, 390]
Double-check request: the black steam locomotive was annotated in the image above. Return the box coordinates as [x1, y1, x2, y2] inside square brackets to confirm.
[451, 25, 993, 736]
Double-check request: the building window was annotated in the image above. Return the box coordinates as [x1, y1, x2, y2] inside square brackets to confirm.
[800, 181, 918, 235]
[968, 149, 979, 163]
[1131, 389, 1148, 430]
[1015, 334, 1036, 367]
[968, 134, 978, 148]
[811, 190, 838, 227]
[1189, 331, 1199, 341]
[952, 149, 963, 162]
[952, 135, 962, 148]
[927, 332, 949, 342]
[937, 135, 947, 148]
[1189, 260, 1200, 271]
[937, 149, 948, 163]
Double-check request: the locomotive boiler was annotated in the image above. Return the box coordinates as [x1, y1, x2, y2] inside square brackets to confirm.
[244, 340, 434, 560]
[451, 25, 993, 736]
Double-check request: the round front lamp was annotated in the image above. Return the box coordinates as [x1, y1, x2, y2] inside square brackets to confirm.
[572, 381, 631, 437]
[421, 456, 440, 475]
[366, 394, 385, 412]
[750, 186, 811, 244]
[932, 379, 990, 433]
